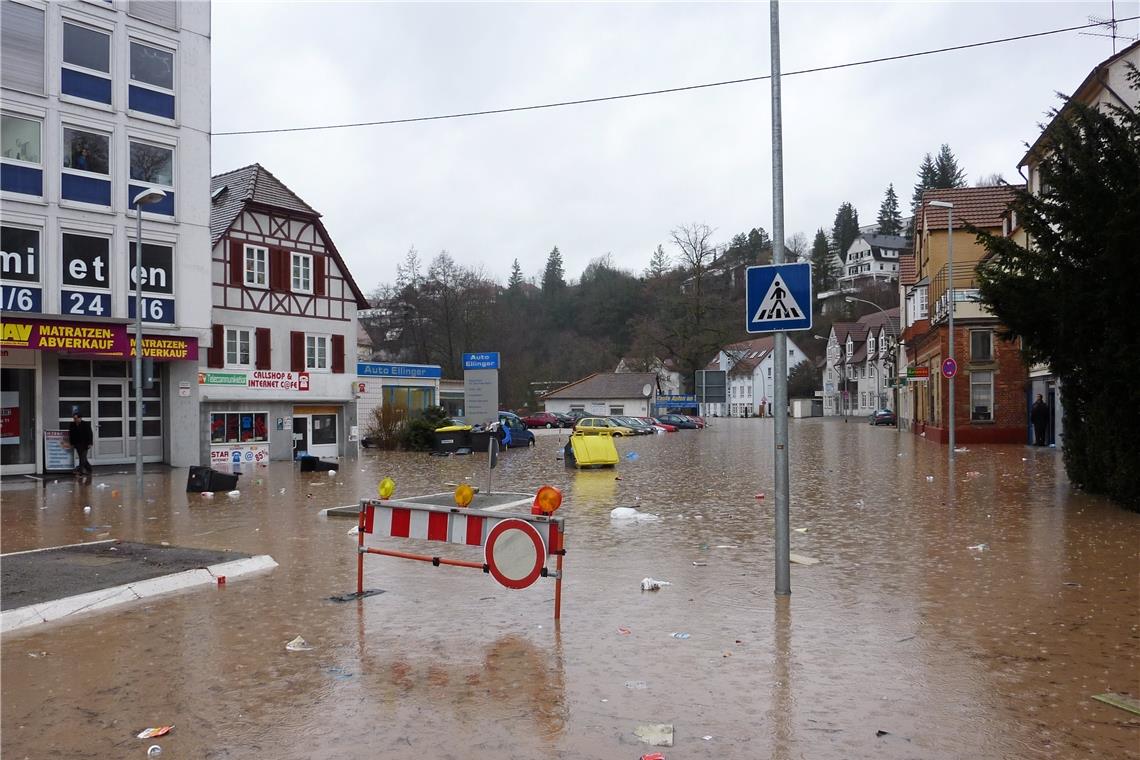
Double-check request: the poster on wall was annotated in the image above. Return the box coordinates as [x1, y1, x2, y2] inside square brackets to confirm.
[210, 443, 270, 466]
[1, 391, 19, 444]
[44, 430, 74, 471]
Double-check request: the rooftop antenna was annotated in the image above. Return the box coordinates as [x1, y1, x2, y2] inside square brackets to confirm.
[1080, 1, 1138, 54]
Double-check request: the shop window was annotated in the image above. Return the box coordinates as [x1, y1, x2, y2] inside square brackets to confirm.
[970, 330, 993, 361]
[610, 406, 624, 415]
[59, 400, 91, 419]
[382, 386, 434, 414]
[58, 359, 91, 377]
[210, 412, 268, 444]
[92, 360, 126, 377]
[970, 371, 994, 422]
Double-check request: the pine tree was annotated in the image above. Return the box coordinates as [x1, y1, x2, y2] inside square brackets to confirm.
[810, 228, 838, 295]
[507, 258, 523, 290]
[646, 244, 671, 278]
[911, 153, 937, 217]
[876, 184, 902, 236]
[830, 202, 860, 264]
[541, 246, 565, 292]
[934, 143, 968, 188]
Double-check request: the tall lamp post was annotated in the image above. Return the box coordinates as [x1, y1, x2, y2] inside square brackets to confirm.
[844, 295, 898, 426]
[927, 200, 955, 458]
[132, 187, 167, 494]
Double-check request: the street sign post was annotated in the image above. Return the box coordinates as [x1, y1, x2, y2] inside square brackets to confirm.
[941, 357, 958, 379]
[745, 262, 813, 334]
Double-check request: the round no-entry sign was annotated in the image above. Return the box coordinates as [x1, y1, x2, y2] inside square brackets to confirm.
[941, 357, 958, 379]
[484, 519, 547, 590]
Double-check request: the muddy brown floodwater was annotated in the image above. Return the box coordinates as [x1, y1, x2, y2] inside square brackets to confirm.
[1, 418, 1137, 759]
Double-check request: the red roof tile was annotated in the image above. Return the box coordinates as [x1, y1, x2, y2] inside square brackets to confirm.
[899, 254, 917, 286]
[920, 186, 1022, 230]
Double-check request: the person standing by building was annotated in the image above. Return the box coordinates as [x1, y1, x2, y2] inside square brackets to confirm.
[1031, 394, 1050, 446]
[68, 408, 93, 475]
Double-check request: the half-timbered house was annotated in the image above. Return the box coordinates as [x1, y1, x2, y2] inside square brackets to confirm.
[202, 164, 369, 463]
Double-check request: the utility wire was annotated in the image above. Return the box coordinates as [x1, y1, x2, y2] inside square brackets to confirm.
[214, 17, 1139, 137]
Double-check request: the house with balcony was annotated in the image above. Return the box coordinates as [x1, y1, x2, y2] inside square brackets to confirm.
[1009, 40, 1139, 448]
[903, 185, 1026, 444]
[838, 233, 908, 290]
[201, 164, 369, 464]
[1, 0, 211, 474]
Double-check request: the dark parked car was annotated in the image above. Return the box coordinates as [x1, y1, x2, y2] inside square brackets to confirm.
[870, 409, 897, 426]
[612, 415, 655, 435]
[497, 411, 536, 446]
[656, 414, 698, 429]
[522, 411, 564, 429]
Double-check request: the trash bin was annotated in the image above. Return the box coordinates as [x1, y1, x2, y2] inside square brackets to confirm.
[469, 430, 492, 453]
[299, 455, 338, 472]
[432, 429, 471, 453]
[186, 466, 240, 492]
[209, 470, 240, 491]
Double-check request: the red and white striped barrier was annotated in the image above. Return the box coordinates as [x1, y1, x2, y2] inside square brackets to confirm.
[354, 497, 566, 619]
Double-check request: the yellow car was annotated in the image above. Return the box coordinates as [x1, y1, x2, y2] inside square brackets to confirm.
[573, 417, 635, 436]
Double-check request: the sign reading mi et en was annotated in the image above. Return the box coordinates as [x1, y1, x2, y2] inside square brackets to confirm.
[0, 318, 197, 359]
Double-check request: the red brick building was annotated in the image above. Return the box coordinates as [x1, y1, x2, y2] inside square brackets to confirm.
[900, 186, 1028, 445]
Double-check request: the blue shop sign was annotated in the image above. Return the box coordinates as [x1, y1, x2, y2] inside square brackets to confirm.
[462, 352, 500, 370]
[357, 362, 442, 379]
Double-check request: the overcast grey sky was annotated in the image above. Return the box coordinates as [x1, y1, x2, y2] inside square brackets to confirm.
[210, 1, 1136, 293]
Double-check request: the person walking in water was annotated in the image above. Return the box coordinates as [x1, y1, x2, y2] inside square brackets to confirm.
[68, 407, 93, 475]
[1030, 394, 1050, 446]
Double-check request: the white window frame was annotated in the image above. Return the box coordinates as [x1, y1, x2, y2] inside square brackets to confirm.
[61, 20, 111, 98]
[970, 371, 994, 422]
[224, 326, 252, 369]
[291, 251, 312, 293]
[243, 244, 268, 288]
[61, 123, 111, 178]
[917, 287, 929, 319]
[128, 38, 175, 96]
[128, 138, 174, 190]
[1, 112, 42, 169]
[305, 333, 330, 372]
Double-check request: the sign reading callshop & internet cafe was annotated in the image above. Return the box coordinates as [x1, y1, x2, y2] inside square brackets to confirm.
[198, 370, 311, 391]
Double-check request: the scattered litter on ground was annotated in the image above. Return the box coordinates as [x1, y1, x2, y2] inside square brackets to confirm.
[789, 553, 819, 566]
[279, 488, 286, 494]
[27, 651, 47, 658]
[793, 527, 808, 533]
[634, 723, 674, 747]
[617, 626, 632, 636]
[896, 635, 916, 643]
[1063, 581, 1082, 588]
[225, 490, 240, 497]
[1022, 457, 1028, 461]
[641, 577, 671, 591]
[285, 635, 313, 652]
[876, 730, 890, 737]
[925, 475, 935, 482]
[201, 491, 215, 498]
[953, 447, 970, 453]
[691, 561, 707, 567]
[82, 525, 112, 532]
[160, 541, 170, 547]
[640, 753, 666, 760]
[1092, 692, 1140, 715]
[670, 632, 690, 640]
[965, 471, 982, 479]
[136, 726, 174, 739]
[611, 507, 658, 521]
[854, 499, 865, 508]
[624, 680, 647, 689]
[714, 545, 737, 550]
[967, 543, 988, 551]
[147, 745, 162, 757]
[96, 483, 109, 489]
[702, 735, 713, 741]
[625, 452, 640, 461]
[755, 493, 765, 499]
[327, 470, 337, 477]
[328, 589, 385, 602]
[83, 506, 92, 514]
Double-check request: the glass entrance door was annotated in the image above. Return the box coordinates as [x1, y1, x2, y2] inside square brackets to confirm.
[94, 380, 127, 459]
[1, 368, 36, 473]
[292, 416, 308, 458]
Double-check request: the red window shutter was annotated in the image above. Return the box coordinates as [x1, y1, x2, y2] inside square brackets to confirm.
[290, 330, 305, 373]
[271, 248, 291, 292]
[229, 240, 244, 285]
[314, 255, 326, 296]
[331, 334, 345, 373]
[255, 327, 271, 370]
[208, 324, 224, 368]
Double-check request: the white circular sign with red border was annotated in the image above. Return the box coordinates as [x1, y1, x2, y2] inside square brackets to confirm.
[484, 518, 547, 589]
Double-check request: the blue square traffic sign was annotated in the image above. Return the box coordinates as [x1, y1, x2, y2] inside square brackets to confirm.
[745, 262, 813, 333]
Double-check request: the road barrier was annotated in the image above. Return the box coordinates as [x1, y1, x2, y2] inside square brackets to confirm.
[354, 484, 566, 619]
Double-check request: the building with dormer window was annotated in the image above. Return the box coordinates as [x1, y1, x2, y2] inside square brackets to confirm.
[201, 164, 369, 464]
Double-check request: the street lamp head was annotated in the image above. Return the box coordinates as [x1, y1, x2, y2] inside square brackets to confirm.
[133, 187, 167, 207]
[927, 200, 954, 209]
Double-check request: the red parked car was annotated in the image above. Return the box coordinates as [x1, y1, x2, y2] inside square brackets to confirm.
[521, 411, 563, 429]
[683, 415, 706, 429]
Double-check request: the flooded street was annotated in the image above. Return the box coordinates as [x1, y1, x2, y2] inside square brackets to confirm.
[2, 417, 1137, 759]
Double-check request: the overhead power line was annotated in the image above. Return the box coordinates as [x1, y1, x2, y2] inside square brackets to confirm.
[214, 17, 1139, 137]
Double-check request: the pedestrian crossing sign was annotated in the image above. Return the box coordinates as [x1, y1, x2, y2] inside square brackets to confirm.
[745, 262, 813, 333]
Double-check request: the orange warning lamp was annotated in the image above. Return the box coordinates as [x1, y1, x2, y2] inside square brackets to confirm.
[378, 477, 396, 500]
[532, 485, 563, 515]
[454, 483, 475, 508]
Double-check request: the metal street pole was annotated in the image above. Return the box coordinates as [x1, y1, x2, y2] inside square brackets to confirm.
[769, 0, 790, 596]
[946, 205, 955, 457]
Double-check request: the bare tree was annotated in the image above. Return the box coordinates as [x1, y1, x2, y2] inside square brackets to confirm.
[975, 172, 1007, 187]
[785, 232, 809, 262]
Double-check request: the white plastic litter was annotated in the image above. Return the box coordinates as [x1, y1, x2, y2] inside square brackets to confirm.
[967, 543, 988, 551]
[201, 491, 214, 498]
[327, 470, 337, 477]
[793, 527, 808, 533]
[147, 746, 162, 757]
[96, 483, 109, 489]
[226, 490, 240, 497]
[925, 475, 935, 482]
[610, 507, 658, 521]
[83, 506, 92, 514]
[789, 553, 820, 566]
[640, 577, 671, 591]
[347, 526, 359, 535]
[285, 635, 313, 652]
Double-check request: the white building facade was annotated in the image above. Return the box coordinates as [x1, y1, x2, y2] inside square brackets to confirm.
[1, 0, 211, 474]
[700, 336, 808, 418]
